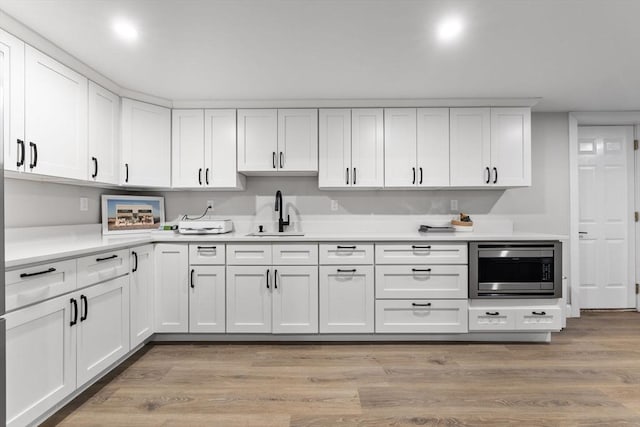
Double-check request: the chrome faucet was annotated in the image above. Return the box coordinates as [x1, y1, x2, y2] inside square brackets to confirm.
[274, 190, 291, 232]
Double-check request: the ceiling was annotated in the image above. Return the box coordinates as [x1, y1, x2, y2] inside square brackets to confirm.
[0, 0, 638, 111]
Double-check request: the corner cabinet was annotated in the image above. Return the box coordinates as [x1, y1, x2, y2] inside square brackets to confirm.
[0, 28, 25, 173]
[130, 245, 155, 348]
[88, 82, 120, 184]
[121, 98, 171, 187]
[154, 244, 189, 332]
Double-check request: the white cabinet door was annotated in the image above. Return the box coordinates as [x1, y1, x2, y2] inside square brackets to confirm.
[88, 82, 120, 184]
[237, 109, 278, 172]
[25, 46, 88, 180]
[130, 245, 154, 348]
[226, 266, 272, 333]
[172, 109, 205, 188]
[384, 108, 417, 188]
[5, 294, 76, 427]
[121, 98, 171, 187]
[417, 108, 450, 187]
[351, 108, 384, 188]
[375, 299, 468, 333]
[0, 29, 25, 173]
[154, 244, 188, 332]
[205, 109, 244, 188]
[319, 109, 351, 188]
[449, 108, 491, 187]
[490, 107, 531, 187]
[277, 109, 318, 172]
[272, 266, 318, 334]
[189, 265, 226, 333]
[76, 276, 130, 387]
[319, 265, 374, 333]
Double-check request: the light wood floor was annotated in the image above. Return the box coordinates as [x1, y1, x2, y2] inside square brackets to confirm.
[43, 311, 640, 426]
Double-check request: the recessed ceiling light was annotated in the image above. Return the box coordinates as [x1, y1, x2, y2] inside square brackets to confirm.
[436, 16, 464, 42]
[112, 18, 138, 42]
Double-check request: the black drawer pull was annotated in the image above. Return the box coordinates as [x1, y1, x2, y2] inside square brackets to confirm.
[17, 139, 25, 167]
[198, 168, 203, 185]
[266, 269, 270, 289]
[274, 269, 278, 289]
[532, 311, 546, 316]
[132, 251, 138, 273]
[272, 152, 276, 169]
[485, 166, 490, 184]
[197, 246, 217, 250]
[412, 167, 416, 184]
[337, 245, 356, 249]
[205, 168, 210, 185]
[411, 245, 431, 250]
[419, 167, 423, 184]
[190, 269, 195, 289]
[412, 302, 432, 307]
[493, 167, 498, 184]
[29, 142, 38, 168]
[20, 267, 56, 278]
[91, 156, 98, 178]
[96, 254, 118, 262]
[70, 298, 78, 326]
[337, 268, 356, 273]
[125, 163, 129, 183]
[485, 311, 500, 316]
[411, 268, 432, 273]
[80, 295, 88, 322]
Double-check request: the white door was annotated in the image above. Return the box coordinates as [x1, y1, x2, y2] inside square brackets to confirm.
[351, 108, 384, 188]
[417, 108, 450, 187]
[319, 108, 351, 188]
[189, 265, 226, 333]
[121, 98, 171, 187]
[154, 244, 189, 332]
[205, 109, 243, 188]
[277, 109, 318, 172]
[172, 109, 205, 188]
[384, 108, 417, 188]
[5, 294, 76, 427]
[0, 29, 25, 173]
[490, 107, 531, 187]
[88, 81, 120, 184]
[237, 109, 278, 172]
[76, 276, 130, 387]
[272, 266, 318, 334]
[449, 108, 491, 187]
[578, 126, 635, 308]
[130, 245, 154, 348]
[226, 266, 272, 333]
[319, 266, 375, 333]
[25, 46, 88, 180]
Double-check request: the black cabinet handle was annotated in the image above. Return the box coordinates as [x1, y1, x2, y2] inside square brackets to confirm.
[411, 268, 432, 272]
[70, 298, 78, 326]
[96, 254, 118, 262]
[125, 163, 129, 183]
[337, 245, 356, 249]
[411, 245, 431, 250]
[132, 251, 138, 273]
[17, 139, 25, 167]
[205, 168, 210, 185]
[412, 302, 432, 307]
[20, 267, 56, 278]
[91, 157, 98, 178]
[274, 269, 278, 289]
[412, 167, 416, 184]
[280, 152, 284, 169]
[532, 311, 546, 316]
[485, 311, 500, 316]
[346, 168, 349, 185]
[80, 295, 88, 322]
[337, 268, 357, 273]
[419, 167, 423, 185]
[272, 152, 276, 169]
[485, 167, 490, 184]
[493, 167, 498, 184]
[198, 168, 202, 185]
[197, 246, 217, 250]
[266, 269, 270, 289]
[190, 269, 195, 288]
[29, 142, 37, 168]
[353, 167, 357, 185]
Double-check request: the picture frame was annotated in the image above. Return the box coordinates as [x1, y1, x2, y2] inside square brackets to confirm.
[101, 195, 165, 235]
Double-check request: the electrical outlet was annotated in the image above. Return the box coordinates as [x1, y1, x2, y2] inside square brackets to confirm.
[450, 199, 458, 211]
[206, 200, 214, 210]
[80, 197, 89, 212]
[330, 200, 339, 211]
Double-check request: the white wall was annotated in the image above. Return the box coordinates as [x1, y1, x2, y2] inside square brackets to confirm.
[4, 113, 569, 233]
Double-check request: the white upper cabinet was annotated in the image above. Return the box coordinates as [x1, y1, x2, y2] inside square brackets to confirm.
[172, 109, 205, 188]
[351, 108, 384, 188]
[384, 108, 417, 188]
[25, 46, 88, 180]
[88, 82, 120, 184]
[449, 108, 491, 187]
[417, 108, 450, 187]
[0, 29, 25, 173]
[121, 98, 171, 187]
[490, 107, 531, 187]
[319, 109, 352, 188]
[205, 109, 245, 189]
[237, 108, 318, 174]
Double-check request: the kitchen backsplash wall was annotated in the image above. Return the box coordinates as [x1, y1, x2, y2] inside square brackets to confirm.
[4, 113, 569, 234]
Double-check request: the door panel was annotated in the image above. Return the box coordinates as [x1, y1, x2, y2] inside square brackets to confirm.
[88, 82, 120, 184]
[0, 29, 25, 173]
[189, 266, 225, 333]
[384, 108, 417, 188]
[490, 108, 531, 186]
[278, 109, 318, 172]
[237, 109, 278, 172]
[226, 266, 271, 333]
[417, 108, 450, 187]
[172, 109, 205, 188]
[130, 245, 154, 348]
[319, 109, 351, 188]
[154, 244, 189, 332]
[205, 109, 242, 188]
[319, 266, 374, 333]
[449, 108, 491, 187]
[351, 109, 384, 188]
[272, 266, 318, 334]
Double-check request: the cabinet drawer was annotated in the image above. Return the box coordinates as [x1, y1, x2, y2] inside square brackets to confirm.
[375, 265, 468, 299]
[375, 299, 468, 333]
[319, 243, 373, 265]
[468, 308, 517, 331]
[77, 249, 130, 288]
[5, 260, 77, 312]
[189, 244, 226, 265]
[375, 243, 468, 264]
[515, 307, 562, 331]
[272, 244, 318, 265]
[226, 244, 272, 265]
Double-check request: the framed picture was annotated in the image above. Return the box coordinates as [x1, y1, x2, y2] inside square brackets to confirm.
[101, 195, 165, 235]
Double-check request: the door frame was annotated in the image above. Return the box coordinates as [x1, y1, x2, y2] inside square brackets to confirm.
[569, 112, 640, 316]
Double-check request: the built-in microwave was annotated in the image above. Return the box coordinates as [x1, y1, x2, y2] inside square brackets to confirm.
[469, 241, 562, 299]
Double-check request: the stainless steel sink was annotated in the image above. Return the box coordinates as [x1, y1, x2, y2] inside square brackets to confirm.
[246, 232, 305, 237]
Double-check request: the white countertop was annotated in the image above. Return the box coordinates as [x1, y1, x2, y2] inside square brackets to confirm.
[5, 224, 567, 269]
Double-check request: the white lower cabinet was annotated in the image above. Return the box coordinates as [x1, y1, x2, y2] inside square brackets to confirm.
[272, 266, 318, 334]
[76, 276, 130, 387]
[468, 304, 562, 332]
[319, 266, 375, 333]
[130, 245, 154, 348]
[5, 294, 76, 427]
[155, 244, 189, 333]
[226, 266, 271, 333]
[189, 265, 226, 333]
[375, 265, 468, 299]
[375, 300, 468, 333]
